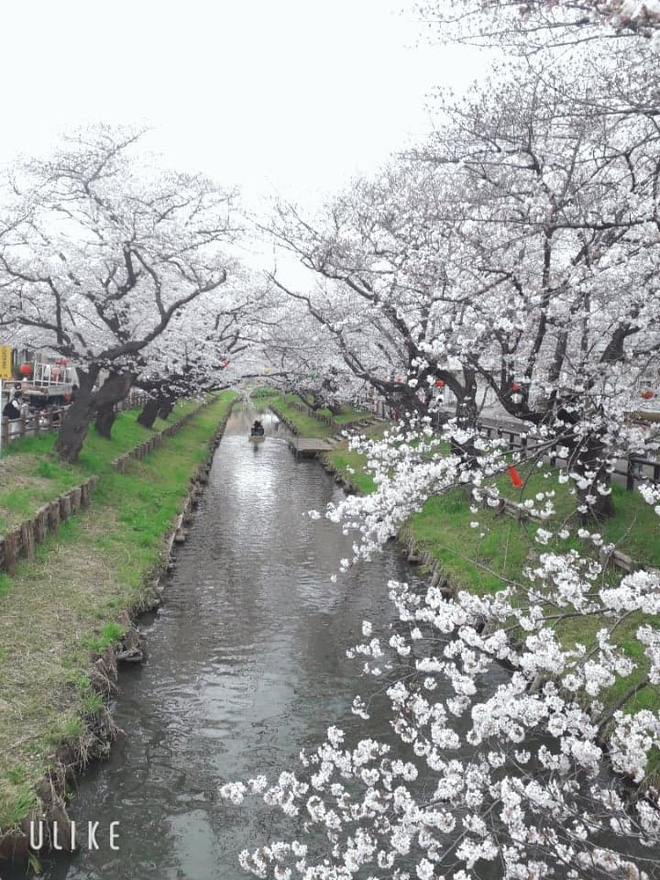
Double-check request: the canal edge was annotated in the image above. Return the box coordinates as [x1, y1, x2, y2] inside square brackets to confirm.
[0, 400, 236, 867]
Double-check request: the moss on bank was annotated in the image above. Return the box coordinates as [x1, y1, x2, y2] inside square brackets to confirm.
[0, 393, 237, 831]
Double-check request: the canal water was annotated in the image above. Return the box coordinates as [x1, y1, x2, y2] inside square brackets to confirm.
[36, 407, 421, 879]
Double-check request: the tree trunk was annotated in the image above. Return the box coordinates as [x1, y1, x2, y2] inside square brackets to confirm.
[551, 399, 616, 520]
[137, 397, 161, 429]
[56, 393, 97, 463]
[95, 402, 117, 439]
[450, 372, 479, 465]
[56, 370, 133, 463]
[56, 368, 99, 463]
[157, 396, 176, 421]
[93, 371, 134, 439]
[572, 431, 616, 521]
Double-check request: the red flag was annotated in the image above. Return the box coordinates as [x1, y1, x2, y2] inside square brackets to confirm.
[509, 466, 524, 489]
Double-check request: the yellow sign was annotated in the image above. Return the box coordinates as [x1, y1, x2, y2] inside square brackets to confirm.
[0, 346, 13, 381]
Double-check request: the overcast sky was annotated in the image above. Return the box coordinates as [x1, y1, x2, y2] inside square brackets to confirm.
[1, 0, 482, 206]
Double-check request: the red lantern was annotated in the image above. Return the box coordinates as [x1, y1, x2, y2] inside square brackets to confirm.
[641, 390, 655, 400]
[508, 466, 524, 489]
[20, 363, 32, 377]
[436, 380, 445, 389]
[512, 382, 521, 392]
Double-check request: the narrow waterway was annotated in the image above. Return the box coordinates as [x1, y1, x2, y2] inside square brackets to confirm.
[36, 408, 422, 880]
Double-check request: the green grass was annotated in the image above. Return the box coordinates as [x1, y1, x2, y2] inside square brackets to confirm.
[0, 392, 238, 831]
[0, 399, 200, 534]
[325, 438, 660, 732]
[250, 386, 279, 399]
[262, 393, 374, 438]
[251, 390, 374, 434]
[327, 450, 378, 494]
[317, 406, 372, 426]
[266, 393, 337, 439]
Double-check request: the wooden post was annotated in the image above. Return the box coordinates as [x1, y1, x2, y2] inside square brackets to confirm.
[48, 500, 61, 536]
[59, 494, 72, 522]
[20, 521, 35, 562]
[2, 531, 19, 575]
[34, 506, 49, 544]
[69, 487, 82, 514]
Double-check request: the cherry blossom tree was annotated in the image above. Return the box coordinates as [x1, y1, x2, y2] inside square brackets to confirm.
[418, 51, 660, 516]
[268, 33, 660, 517]
[267, 166, 483, 437]
[216, 8, 660, 875]
[415, 0, 660, 51]
[0, 126, 238, 461]
[220, 408, 660, 879]
[130, 271, 272, 429]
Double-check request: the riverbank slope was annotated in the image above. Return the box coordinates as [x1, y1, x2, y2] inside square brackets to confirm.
[0, 393, 237, 851]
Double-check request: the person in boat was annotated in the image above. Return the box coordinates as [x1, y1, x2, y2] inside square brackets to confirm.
[251, 419, 265, 436]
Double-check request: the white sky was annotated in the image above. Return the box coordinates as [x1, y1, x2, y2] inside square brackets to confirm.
[0, 0, 483, 207]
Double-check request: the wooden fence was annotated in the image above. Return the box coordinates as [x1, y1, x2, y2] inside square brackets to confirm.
[0, 399, 211, 576]
[288, 398, 341, 430]
[0, 477, 99, 575]
[1, 393, 152, 449]
[1, 408, 65, 448]
[475, 415, 660, 492]
[358, 397, 659, 493]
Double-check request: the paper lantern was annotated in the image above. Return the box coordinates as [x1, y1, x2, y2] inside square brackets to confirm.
[436, 380, 445, 389]
[20, 363, 32, 377]
[641, 390, 655, 400]
[508, 466, 524, 489]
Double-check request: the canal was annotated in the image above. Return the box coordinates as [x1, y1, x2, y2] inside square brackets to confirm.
[34, 407, 421, 879]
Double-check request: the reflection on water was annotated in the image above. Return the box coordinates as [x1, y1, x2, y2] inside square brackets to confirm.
[32, 408, 418, 880]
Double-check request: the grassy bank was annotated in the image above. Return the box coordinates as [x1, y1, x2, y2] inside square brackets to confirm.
[0, 393, 237, 831]
[0, 400, 200, 535]
[260, 393, 337, 438]
[254, 390, 373, 437]
[323, 435, 660, 723]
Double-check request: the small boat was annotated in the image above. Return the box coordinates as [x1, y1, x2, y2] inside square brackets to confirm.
[249, 432, 265, 443]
